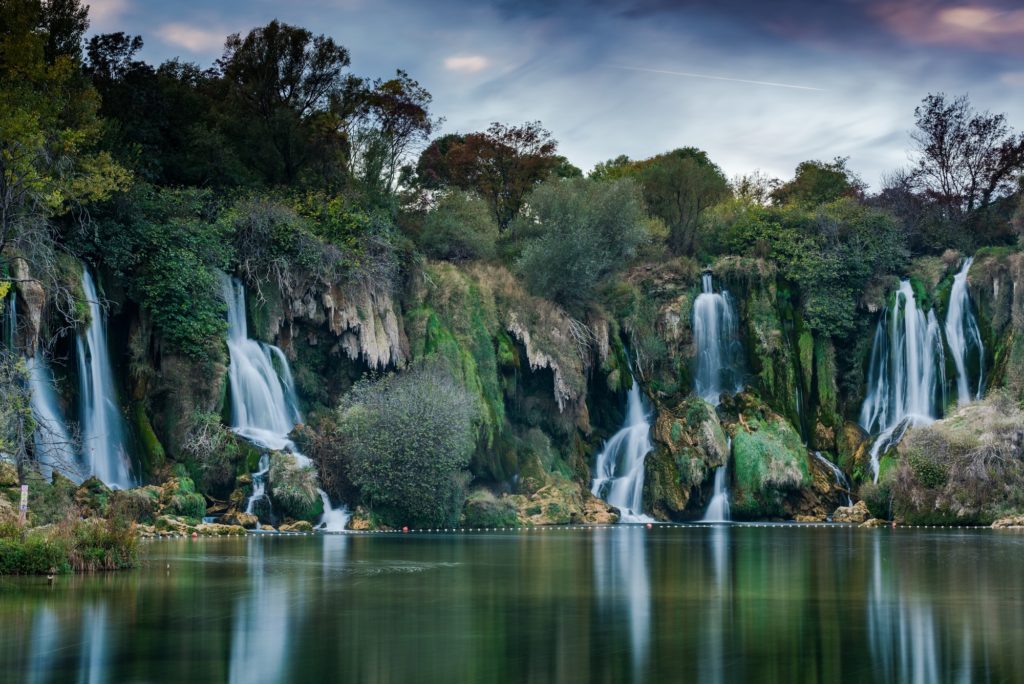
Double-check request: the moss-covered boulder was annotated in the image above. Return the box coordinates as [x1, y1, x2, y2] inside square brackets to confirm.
[267, 452, 323, 522]
[729, 399, 811, 519]
[158, 477, 206, 520]
[462, 489, 520, 528]
[74, 477, 113, 517]
[645, 397, 728, 519]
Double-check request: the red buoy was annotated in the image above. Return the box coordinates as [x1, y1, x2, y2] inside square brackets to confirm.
[646, 523, 653, 529]
[191, 532, 198, 539]
[402, 526, 409, 533]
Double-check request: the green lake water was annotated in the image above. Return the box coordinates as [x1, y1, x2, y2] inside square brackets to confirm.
[2, 525, 1023, 683]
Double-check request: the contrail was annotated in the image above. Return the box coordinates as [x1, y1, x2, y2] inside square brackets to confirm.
[611, 65, 825, 92]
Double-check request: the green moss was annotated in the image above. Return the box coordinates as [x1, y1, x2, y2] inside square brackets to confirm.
[462, 489, 520, 527]
[133, 403, 166, 478]
[731, 415, 810, 518]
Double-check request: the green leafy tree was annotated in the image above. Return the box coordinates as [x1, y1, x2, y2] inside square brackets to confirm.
[771, 157, 864, 207]
[218, 20, 351, 183]
[516, 177, 648, 313]
[416, 121, 560, 231]
[330, 363, 479, 527]
[419, 191, 498, 261]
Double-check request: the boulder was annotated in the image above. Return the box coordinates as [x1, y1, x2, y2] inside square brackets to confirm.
[195, 523, 247, 536]
[859, 518, 890, 528]
[581, 494, 620, 524]
[795, 514, 825, 523]
[992, 515, 1024, 529]
[279, 521, 314, 533]
[833, 501, 869, 524]
[220, 510, 259, 529]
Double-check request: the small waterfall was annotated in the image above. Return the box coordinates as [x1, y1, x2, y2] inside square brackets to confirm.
[815, 451, 853, 508]
[77, 269, 133, 488]
[701, 436, 731, 522]
[27, 356, 78, 482]
[591, 377, 654, 523]
[859, 280, 946, 482]
[222, 274, 350, 530]
[3, 289, 15, 350]
[944, 257, 984, 404]
[693, 272, 744, 406]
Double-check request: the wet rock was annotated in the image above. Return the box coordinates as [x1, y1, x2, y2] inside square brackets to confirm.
[581, 494, 620, 524]
[13, 257, 46, 353]
[795, 514, 825, 523]
[154, 515, 197, 535]
[347, 508, 374, 531]
[833, 501, 869, 524]
[508, 479, 589, 526]
[279, 521, 314, 533]
[220, 511, 259, 529]
[992, 515, 1024, 529]
[859, 518, 890, 528]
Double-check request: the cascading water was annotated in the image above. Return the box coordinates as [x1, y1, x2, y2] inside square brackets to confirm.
[945, 257, 984, 405]
[591, 377, 654, 523]
[859, 280, 946, 482]
[77, 269, 133, 488]
[693, 272, 744, 406]
[701, 439, 731, 523]
[815, 451, 853, 508]
[27, 356, 77, 482]
[3, 290, 15, 350]
[221, 275, 350, 531]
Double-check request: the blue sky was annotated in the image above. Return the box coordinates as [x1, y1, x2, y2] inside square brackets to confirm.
[86, 0, 1024, 188]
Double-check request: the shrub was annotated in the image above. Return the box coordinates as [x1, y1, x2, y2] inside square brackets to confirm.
[329, 362, 479, 527]
[419, 191, 499, 261]
[515, 177, 648, 314]
[182, 412, 243, 496]
[268, 452, 322, 521]
[462, 489, 519, 527]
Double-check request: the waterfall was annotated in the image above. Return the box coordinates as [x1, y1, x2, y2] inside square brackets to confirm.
[27, 356, 78, 482]
[701, 442, 731, 523]
[591, 377, 654, 523]
[77, 269, 133, 488]
[3, 289, 15, 350]
[815, 451, 853, 508]
[693, 272, 744, 406]
[221, 274, 350, 531]
[944, 257, 984, 405]
[859, 280, 946, 482]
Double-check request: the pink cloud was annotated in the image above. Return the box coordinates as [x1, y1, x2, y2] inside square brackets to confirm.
[871, 1, 1024, 52]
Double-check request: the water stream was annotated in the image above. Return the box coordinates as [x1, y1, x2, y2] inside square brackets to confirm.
[590, 377, 654, 523]
[693, 273, 744, 405]
[77, 269, 133, 488]
[859, 280, 946, 481]
[222, 275, 350, 530]
[815, 451, 853, 508]
[27, 355, 78, 482]
[944, 257, 985, 405]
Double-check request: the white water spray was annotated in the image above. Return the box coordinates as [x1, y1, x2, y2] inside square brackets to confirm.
[77, 269, 133, 488]
[815, 451, 853, 508]
[693, 273, 744, 406]
[591, 377, 654, 523]
[944, 257, 984, 405]
[222, 275, 350, 531]
[859, 280, 946, 481]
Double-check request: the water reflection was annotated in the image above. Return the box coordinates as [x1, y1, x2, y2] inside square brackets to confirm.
[3, 529, 1024, 682]
[592, 526, 651, 679]
[228, 537, 291, 684]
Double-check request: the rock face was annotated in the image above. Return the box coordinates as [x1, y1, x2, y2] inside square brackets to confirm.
[833, 501, 870, 524]
[13, 257, 46, 354]
[506, 480, 618, 526]
[322, 282, 409, 369]
[219, 511, 259, 529]
[645, 397, 728, 520]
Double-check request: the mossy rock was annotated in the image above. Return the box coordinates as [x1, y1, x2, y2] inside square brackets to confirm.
[462, 489, 520, 528]
[730, 410, 810, 519]
[74, 477, 113, 517]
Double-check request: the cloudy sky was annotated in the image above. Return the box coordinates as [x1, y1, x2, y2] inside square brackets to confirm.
[87, 0, 1024, 188]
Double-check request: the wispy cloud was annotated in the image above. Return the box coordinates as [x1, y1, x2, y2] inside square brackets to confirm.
[444, 55, 491, 73]
[872, 1, 1024, 52]
[610, 65, 825, 92]
[87, 0, 131, 29]
[156, 22, 227, 53]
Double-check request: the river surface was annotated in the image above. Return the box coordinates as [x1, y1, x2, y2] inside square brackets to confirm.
[2, 525, 1023, 683]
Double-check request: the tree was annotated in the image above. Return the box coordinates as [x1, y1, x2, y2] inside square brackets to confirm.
[771, 157, 864, 207]
[419, 191, 498, 261]
[1, 0, 129, 316]
[218, 20, 351, 183]
[911, 93, 1024, 218]
[340, 70, 438, 200]
[516, 177, 648, 313]
[329, 363, 479, 527]
[416, 121, 560, 231]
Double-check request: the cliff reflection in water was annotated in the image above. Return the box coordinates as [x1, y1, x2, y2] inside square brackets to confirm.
[3, 528, 1024, 683]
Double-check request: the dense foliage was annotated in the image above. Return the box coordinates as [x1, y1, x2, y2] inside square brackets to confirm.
[329, 363, 479, 527]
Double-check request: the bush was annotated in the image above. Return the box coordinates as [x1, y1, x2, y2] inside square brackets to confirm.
[462, 489, 519, 527]
[329, 362, 479, 527]
[420, 191, 498, 261]
[515, 177, 648, 314]
[0, 516, 137, 575]
[268, 452, 322, 522]
[182, 412, 243, 496]
[0, 535, 69, 575]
